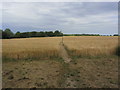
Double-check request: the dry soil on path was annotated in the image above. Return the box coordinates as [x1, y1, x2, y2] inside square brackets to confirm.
[60, 42, 78, 88]
[60, 42, 71, 63]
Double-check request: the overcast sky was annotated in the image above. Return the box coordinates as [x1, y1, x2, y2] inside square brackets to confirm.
[2, 2, 118, 35]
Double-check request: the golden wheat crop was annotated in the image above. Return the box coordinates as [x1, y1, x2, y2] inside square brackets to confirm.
[2, 37, 62, 60]
[2, 36, 118, 61]
[63, 36, 118, 57]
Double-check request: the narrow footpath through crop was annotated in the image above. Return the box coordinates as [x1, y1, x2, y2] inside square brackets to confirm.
[60, 42, 79, 88]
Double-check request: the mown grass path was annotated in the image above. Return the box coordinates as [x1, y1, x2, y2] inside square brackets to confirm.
[59, 42, 79, 88]
[60, 42, 71, 63]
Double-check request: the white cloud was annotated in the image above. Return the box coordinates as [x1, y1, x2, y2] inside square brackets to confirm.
[2, 2, 118, 35]
[1, 0, 119, 2]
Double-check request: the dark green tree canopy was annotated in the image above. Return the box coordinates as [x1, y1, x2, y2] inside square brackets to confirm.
[1, 29, 63, 39]
[14, 31, 21, 38]
[4, 28, 14, 38]
[0, 29, 2, 39]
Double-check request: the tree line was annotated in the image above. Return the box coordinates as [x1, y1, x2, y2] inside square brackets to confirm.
[64, 34, 100, 36]
[64, 34, 119, 36]
[0, 28, 63, 39]
[0, 28, 119, 39]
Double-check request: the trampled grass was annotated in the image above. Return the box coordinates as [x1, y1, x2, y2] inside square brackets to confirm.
[63, 36, 118, 57]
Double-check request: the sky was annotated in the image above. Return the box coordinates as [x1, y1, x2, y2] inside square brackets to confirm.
[1, 2, 118, 35]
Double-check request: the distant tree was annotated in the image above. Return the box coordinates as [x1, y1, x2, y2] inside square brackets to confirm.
[54, 30, 63, 36]
[47, 31, 54, 37]
[14, 31, 21, 38]
[20, 32, 29, 38]
[4, 28, 14, 38]
[1, 29, 64, 39]
[54, 30, 59, 36]
[114, 34, 119, 36]
[0, 29, 2, 39]
[29, 31, 37, 37]
[36, 32, 40, 37]
[2, 31, 9, 39]
[37, 31, 46, 37]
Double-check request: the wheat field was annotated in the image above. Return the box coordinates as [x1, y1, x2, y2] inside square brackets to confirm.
[2, 36, 118, 61]
[63, 36, 118, 57]
[2, 36, 118, 88]
[2, 37, 62, 60]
